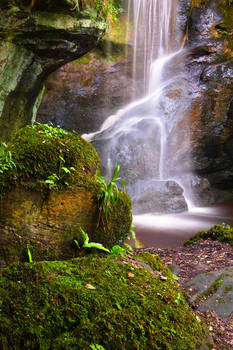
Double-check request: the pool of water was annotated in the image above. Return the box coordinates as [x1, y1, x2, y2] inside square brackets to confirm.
[133, 200, 233, 248]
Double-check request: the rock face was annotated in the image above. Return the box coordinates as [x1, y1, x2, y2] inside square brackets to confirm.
[0, 125, 132, 267]
[181, 0, 233, 200]
[0, 0, 106, 141]
[130, 180, 188, 215]
[38, 0, 233, 203]
[37, 11, 132, 135]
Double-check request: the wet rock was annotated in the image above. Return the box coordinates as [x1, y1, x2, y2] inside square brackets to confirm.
[183, 0, 233, 200]
[38, 57, 133, 135]
[184, 267, 233, 319]
[178, 174, 214, 207]
[130, 179, 188, 214]
[0, 125, 132, 266]
[0, 1, 107, 141]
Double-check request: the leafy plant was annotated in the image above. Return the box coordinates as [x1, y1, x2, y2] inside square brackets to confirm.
[96, 164, 125, 219]
[32, 123, 68, 138]
[44, 173, 59, 190]
[90, 344, 106, 350]
[8, 6, 20, 14]
[27, 245, 33, 263]
[0, 142, 16, 174]
[44, 155, 75, 190]
[74, 228, 110, 253]
[74, 229, 130, 256]
[126, 224, 141, 249]
[74, 239, 80, 249]
[79, 0, 122, 22]
[109, 244, 125, 256]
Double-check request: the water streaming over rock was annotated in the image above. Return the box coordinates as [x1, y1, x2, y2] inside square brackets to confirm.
[83, 0, 203, 214]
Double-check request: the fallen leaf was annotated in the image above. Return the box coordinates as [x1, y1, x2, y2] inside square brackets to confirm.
[163, 296, 171, 304]
[160, 275, 167, 281]
[127, 273, 135, 278]
[85, 284, 96, 290]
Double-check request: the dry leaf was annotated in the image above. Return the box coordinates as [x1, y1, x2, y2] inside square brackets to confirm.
[160, 275, 167, 281]
[127, 273, 135, 278]
[85, 284, 96, 290]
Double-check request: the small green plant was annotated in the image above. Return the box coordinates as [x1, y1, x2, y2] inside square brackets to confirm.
[96, 164, 125, 219]
[0, 142, 16, 174]
[90, 344, 106, 350]
[44, 173, 59, 190]
[174, 293, 182, 305]
[109, 244, 125, 256]
[44, 155, 75, 190]
[74, 228, 110, 253]
[32, 123, 68, 138]
[8, 6, 20, 14]
[74, 229, 129, 256]
[126, 224, 142, 249]
[27, 245, 33, 263]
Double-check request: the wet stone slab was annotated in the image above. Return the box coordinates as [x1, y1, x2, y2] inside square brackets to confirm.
[184, 267, 233, 319]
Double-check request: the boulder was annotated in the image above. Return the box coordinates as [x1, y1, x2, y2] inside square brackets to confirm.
[0, 124, 132, 267]
[129, 179, 188, 214]
[0, 252, 213, 349]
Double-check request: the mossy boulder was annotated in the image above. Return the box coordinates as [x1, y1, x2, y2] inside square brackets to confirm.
[184, 224, 233, 247]
[0, 124, 132, 267]
[0, 252, 212, 349]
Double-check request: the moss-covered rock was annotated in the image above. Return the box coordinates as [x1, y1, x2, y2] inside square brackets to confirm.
[0, 253, 212, 349]
[184, 224, 233, 247]
[0, 124, 132, 266]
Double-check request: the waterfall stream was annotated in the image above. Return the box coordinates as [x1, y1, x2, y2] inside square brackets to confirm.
[83, 0, 193, 214]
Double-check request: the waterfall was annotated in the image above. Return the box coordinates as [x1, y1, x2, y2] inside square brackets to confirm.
[83, 0, 193, 214]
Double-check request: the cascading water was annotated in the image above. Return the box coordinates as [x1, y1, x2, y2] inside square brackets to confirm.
[83, 0, 194, 214]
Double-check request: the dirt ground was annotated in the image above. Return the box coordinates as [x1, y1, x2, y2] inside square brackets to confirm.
[136, 240, 233, 349]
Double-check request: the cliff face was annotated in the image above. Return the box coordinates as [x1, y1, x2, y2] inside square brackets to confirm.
[0, 1, 106, 141]
[183, 0, 233, 199]
[18, 0, 233, 202]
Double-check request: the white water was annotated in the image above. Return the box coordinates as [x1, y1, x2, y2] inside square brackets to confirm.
[83, 0, 193, 213]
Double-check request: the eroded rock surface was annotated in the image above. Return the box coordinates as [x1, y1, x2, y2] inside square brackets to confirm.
[0, 1, 106, 141]
[183, 0, 233, 200]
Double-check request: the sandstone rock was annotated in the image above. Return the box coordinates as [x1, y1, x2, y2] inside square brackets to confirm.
[182, 0, 233, 200]
[0, 1, 107, 141]
[0, 125, 132, 266]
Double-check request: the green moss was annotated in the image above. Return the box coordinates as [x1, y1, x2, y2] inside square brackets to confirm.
[184, 224, 233, 247]
[218, 0, 233, 30]
[0, 253, 211, 349]
[8, 0, 121, 22]
[191, 0, 210, 8]
[0, 123, 100, 195]
[93, 192, 132, 249]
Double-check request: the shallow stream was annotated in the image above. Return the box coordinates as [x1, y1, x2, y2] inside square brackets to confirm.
[134, 201, 233, 248]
